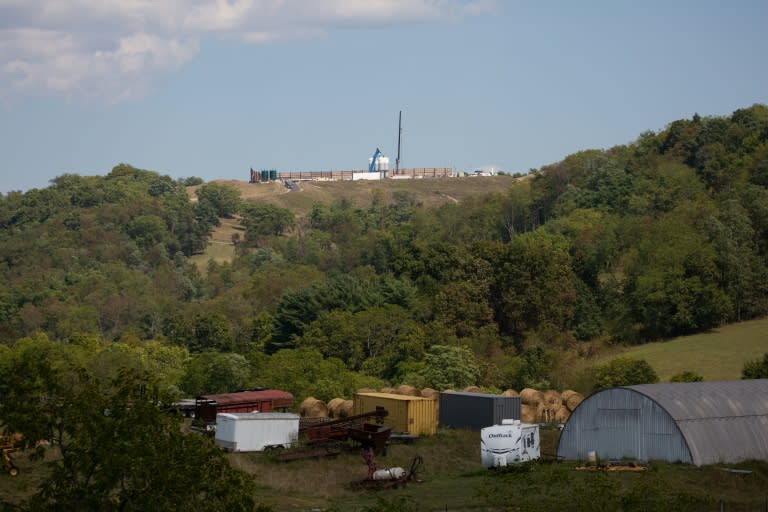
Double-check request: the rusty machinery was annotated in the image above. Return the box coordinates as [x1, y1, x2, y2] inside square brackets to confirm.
[1, 433, 23, 476]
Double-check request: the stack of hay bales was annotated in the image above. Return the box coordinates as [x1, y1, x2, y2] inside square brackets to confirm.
[299, 397, 328, 418]
[326, 398, 354, 418]
[541, 390, 564, 423]
[420, 387, 439, 400]
[396, 384, 421, 397]
[562, 390, 584, 413]
[515, 388, 585, 423]
[520, 388, 544, 423]
[326, 398, 353, 418]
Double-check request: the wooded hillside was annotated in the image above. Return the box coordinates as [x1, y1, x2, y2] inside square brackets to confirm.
[1, 104, 767, 400]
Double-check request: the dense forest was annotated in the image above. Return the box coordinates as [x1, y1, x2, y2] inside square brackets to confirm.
[2, 105, 768, 403]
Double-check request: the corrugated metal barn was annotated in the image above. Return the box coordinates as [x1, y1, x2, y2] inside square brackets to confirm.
[557, 380, 768, 466]
[439, 391, 520, 430]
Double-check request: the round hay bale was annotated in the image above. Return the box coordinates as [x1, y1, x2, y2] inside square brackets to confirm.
[420, 387, 439, 400]
[554, 407, 570, 423]
[356, 387, 376, 394]
[396, 384, 420, 396]
[543, 390, 562, 408]
[502, 389, 519, 397]
[299, 397, 328, 418]
[560, 389, 579, 402]
[536, 403, 551, 423]
[565, 393, 584, 412]
[337, 400, 354, 418]
[327, 398, 345, 418]
[379, 387, 396, 394]
[520, 404, 537, 423]
[520, 388, 544, 407]
[463, 385, 482, 393]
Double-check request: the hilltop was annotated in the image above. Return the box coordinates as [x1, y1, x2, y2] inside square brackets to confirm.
[192, 175, 520, 216]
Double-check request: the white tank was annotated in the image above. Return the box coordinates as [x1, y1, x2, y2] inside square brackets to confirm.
[372, 467, 406, 480]
[368, 153, 389, 172]
[377, 156, 389, 171]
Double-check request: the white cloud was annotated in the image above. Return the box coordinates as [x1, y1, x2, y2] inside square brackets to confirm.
[0, 0, 497, 104]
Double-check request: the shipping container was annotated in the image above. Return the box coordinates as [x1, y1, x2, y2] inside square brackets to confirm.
[215, 412, 299, 452]
[196, 389, 294, 423]
[439, 391, 520, 430]
[353, 393, 437, 436]
[480, 419, 540, 468]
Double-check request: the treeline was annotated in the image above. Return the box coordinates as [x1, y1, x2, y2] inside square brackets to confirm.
[1, 105, 767, 397]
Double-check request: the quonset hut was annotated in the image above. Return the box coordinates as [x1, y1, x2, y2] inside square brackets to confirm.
[556, 380, 768, 466]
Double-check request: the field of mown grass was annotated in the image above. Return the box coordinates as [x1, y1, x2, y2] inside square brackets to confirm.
[605, 317, 768, 382]
[3, 423, 767, 511]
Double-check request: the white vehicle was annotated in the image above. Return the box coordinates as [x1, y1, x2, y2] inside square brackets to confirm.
[480, 419, 540, 468]
[214, 412, 299, 452]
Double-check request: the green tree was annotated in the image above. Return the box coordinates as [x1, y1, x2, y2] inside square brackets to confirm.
[403, 344, 480, 390]
[180, 351, 252, 395]
[195, 182, 241, 218]
[492, 230, 577, 341]
[260, 348, 382, 402]
[592, 357, 659, 390]
[241, 203, 295, 241]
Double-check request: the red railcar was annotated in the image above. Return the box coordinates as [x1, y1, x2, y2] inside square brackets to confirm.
[195, 389, 294, 422]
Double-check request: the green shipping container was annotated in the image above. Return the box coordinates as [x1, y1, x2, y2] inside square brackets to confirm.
[353, 392, 437, 436]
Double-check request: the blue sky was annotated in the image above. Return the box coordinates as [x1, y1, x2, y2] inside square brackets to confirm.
[1, 0, 767, 193]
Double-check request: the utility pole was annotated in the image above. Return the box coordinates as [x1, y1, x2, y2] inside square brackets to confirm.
[396, 110, 402, 174]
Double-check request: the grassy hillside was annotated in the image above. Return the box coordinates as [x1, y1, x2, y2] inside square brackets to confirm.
[190, 175, 519, 268]
[604, 317, 768, 381]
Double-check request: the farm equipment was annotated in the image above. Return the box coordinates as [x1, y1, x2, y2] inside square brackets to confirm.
[277, 407, 391, 462]
[349, 454, 424, 491]
[1, 433, 23, 476]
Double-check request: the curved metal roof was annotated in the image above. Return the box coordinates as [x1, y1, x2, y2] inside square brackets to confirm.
[625, 380, 768, 465]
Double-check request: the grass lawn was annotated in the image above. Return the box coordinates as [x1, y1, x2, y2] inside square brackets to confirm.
[610, 317, 768, 381]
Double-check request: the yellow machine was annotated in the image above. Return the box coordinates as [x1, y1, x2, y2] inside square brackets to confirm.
[0, 433, 22, 476]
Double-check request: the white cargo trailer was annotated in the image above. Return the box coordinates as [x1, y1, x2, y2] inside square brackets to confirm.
[480, 419, 540, 468]
[215, 412, 299, 452]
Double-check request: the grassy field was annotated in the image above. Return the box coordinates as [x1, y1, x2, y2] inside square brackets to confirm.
[5, 427, 766, 511]
[602, 317, 768, 382]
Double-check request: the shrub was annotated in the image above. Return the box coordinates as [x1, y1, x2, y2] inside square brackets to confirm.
[670, 371, 703, 383]
[741, 353, 768, 379]
[592, 357, 659, 390]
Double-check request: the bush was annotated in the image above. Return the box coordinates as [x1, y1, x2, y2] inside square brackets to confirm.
[670, 371, 703, 383]
[742, 353, 768, 379]
[592, 357, 659, 390]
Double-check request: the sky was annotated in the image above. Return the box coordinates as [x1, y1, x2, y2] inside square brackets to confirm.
[1, 0, 767, 193]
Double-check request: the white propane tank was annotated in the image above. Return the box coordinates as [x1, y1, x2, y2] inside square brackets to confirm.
[372, 467, 406, 480]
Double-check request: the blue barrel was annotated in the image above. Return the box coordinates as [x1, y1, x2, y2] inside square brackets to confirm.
[269, 169, 278, 181]
[261, 170, 270, 182]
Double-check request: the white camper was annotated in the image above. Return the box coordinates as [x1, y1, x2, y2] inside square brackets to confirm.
[480, 419, 540, 468]
[215, 412, 299, 452]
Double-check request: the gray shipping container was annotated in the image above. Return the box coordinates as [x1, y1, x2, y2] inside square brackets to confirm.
[439, 392, 520, 430]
